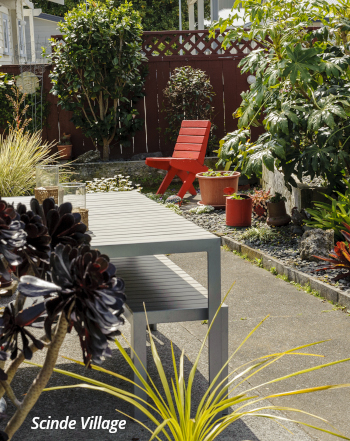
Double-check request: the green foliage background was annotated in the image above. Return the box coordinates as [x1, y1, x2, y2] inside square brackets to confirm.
[214, 0, 350, 192]
[49, 0, 147, 160]
[32, 0, 211, 31]
[162, 66, 217, 154]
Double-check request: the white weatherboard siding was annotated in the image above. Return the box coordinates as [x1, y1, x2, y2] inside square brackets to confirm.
[24, 14, 62, 62]
[0, 5, 13, 64]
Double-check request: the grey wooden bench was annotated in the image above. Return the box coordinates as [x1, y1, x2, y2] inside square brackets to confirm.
[112, 254, 228, 420]
[9, 192, 229, 421]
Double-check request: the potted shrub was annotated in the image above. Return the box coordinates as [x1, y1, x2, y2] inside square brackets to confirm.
[267, 192, 291, 227]
[57, 133, 72, 159]
[196, 169, 240, 207]
[224, 187, 252, 227]
[250, 188, 270, 221]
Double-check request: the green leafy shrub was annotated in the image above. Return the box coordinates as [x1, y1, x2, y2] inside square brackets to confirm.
[306, 181, 350, 240]
[213, 0, 350, 191]
[162, 66, 217, 154]
[48, 0, 147, 161]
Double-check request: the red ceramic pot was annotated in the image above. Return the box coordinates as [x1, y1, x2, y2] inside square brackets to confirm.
[226, 194, 252, 227]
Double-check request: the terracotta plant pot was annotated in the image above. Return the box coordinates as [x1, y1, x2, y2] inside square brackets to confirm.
[58, 144, 72, 160]
[196, 171, 241, 207]
[267, 201, 291, 227]
[226, 194, 252, 227]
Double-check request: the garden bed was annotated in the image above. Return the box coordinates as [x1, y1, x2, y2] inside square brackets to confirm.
[181, 207, 349, 292]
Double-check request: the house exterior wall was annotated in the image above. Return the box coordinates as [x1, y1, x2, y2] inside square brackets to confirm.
[0, 0, 27, 64]
[0, 4, 13, 64]
[24, 16, 61, 62]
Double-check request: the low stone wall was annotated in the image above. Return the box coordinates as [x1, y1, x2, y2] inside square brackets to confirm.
[69, 157, 259, 187]
[69, 157, 234, 186]
[261, 165, 331, 214]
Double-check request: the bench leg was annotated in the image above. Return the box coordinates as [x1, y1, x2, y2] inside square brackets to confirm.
[131, 313, 148, 422]
[149, 324, 158, 331]
[156, 167, 178, 195]
[207, 244, 228, 418]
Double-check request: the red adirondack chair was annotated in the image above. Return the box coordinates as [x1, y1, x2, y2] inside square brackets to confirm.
[145, 120, 211, 199]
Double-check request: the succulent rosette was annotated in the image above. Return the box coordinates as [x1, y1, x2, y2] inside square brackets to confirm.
[29, 198, 91, 249]
[0, 302, 45, 361]
[18, 244, 126, 365]
[15, 204, 51, 277]
[0, 201, 26, 285]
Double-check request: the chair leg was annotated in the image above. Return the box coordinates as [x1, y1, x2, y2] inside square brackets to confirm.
[177, 172, 197, 198]
[131, 313, 148, 422]
[156, 167, 178, 195]
[177, 170, 197, 196]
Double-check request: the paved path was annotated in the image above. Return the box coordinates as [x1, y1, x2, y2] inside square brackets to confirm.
[2, 248, 350, 440]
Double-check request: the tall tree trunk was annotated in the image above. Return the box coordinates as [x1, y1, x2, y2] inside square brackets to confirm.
[102, 138, 110, 161]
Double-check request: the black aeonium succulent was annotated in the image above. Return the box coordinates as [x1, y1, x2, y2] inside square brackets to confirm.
[15, 204, 51, 278]
[18, 244, 126, 365]
[0, 201, 26, 286]
[0, 301, 45, 361]
[30, 198, 91, 250]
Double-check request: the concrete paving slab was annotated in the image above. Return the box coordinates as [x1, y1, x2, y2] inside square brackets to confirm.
[2, 246, 349, 440]
[169, 249, 350, 441]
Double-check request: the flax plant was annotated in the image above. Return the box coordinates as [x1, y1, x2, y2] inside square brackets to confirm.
[0, 129, 58, 197]
[40, 293, 350, 441]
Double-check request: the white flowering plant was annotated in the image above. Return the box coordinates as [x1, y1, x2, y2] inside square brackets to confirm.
[188, 205, 215, 215]
[85, 174, 142, 193]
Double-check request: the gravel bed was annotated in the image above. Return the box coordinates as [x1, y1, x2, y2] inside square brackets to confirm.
[181, 207, 349, 292]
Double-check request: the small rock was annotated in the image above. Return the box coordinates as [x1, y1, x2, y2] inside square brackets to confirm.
[299, 228, 334, 262]
[291, 225, 304, 235]
[75, 150, 101, 163]
[302, 226, 314, 232]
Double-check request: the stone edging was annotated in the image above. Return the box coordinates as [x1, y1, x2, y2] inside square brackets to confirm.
[221, 235, 350, 309]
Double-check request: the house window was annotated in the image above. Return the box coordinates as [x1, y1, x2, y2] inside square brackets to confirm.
[18, 20, 25, 57]
[2, 14, 9, 55]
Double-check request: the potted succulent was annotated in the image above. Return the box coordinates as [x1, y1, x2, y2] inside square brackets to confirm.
[57, 133, 72, 159]
[250, 188, 270, 221]
[224, 187, 252, 227]
[196, 169, 241, 207]
[267, 192, 291, 227]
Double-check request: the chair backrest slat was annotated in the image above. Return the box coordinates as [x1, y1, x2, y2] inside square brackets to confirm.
[181, 120, 209, 128]
[179, 127, 207, 136]
[173, 151, 201, 159]
[174, 143, 202, 152]
[173, 120, 211, 162]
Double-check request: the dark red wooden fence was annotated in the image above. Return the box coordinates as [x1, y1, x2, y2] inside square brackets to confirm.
[2, 30, 261, 159]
